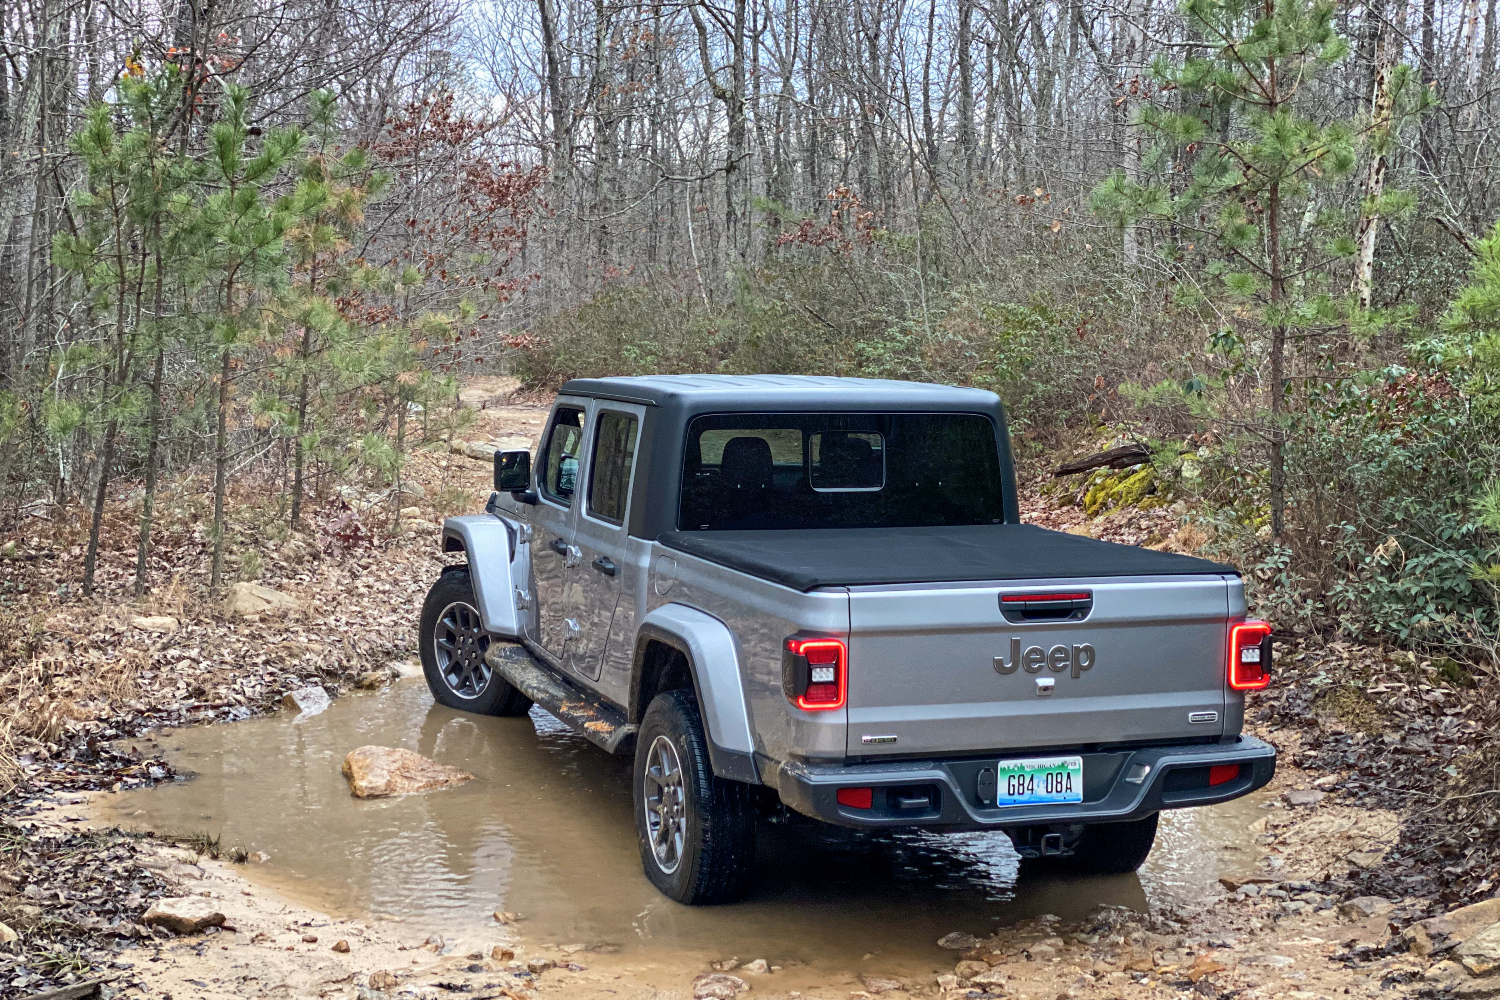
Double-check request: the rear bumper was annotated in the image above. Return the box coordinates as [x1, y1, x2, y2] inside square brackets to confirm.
[769, 735, 1275, 831]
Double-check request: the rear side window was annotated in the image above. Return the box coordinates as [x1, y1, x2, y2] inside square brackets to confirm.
[540, 407, 586, 505]
[678, 413, 1004, 530]
[588, 411, 638, 524]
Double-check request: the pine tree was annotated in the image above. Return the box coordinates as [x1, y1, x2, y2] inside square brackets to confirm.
[197, 85, 303, 589]
[1092, 0, 1360, 538]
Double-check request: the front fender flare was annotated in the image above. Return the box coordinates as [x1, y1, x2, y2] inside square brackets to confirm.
[637, 604, 759, 784]
[441, 515, 523, 639]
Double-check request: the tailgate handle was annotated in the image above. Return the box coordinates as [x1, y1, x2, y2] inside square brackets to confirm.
[1000, 591, 1092, 623]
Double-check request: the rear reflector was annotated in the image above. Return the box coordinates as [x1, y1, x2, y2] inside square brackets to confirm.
[1208, 764, 1241, 786]
[1228, 620, 1273, 690]
[837, 787, 873, 809]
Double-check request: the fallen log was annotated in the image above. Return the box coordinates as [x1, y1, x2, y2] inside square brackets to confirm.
[1053, 443, 1151, 477]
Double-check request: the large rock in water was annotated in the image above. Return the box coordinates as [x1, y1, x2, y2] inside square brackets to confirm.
[282, 685, 331, 718]
[342, 746, 473, 799]
[224, 582, 304, 617]
[141, 897, 226, 935]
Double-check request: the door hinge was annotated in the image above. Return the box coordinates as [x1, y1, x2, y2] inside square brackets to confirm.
[514, 587, 531, 610]
[564, 618, 581, 639]
[564, 545, 583, 568]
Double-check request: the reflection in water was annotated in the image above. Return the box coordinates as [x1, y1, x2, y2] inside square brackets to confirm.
[95, 679, 1264, 971]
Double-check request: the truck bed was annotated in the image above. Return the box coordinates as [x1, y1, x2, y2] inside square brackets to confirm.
[657, 524, 1234, 591]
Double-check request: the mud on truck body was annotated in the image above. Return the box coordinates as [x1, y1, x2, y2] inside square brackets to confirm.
[420, 375, 1276, 904]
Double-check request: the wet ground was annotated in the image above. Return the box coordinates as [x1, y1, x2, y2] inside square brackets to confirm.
[92, 677, 1270, 975]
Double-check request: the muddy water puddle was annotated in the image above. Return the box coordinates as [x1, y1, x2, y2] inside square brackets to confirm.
[93, 678, 1267, 974]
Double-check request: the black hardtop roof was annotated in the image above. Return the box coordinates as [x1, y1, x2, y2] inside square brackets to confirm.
[558, 374, 1000, 411]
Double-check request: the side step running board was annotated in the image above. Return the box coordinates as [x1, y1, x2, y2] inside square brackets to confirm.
[484, 642, 638, 755]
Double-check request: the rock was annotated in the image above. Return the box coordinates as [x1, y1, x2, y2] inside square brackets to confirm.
[1339, 896, 1395, 921]
[954, 961, 990, 980]
[354, 671, 391, 690]
[970, 969, 1009, 988]
[527, 958, 556, 974]
[1187, 956, 1226, 982]
[400, 506, 423, 519]
[560, 943, 587, 955]
[302, 933, 319, 943]
[168, 863, 205, 880]
[863, 977, 903, 993]
[1459, 923, 1500, 975]
[493, 909, 519, 923]
[369, 971, 399, 990]
[449, 439, 469, 455]
[1406, 899, 1500, 956]
[1284, 789, 1326, 807]
[342, 746, 473, 798]
[936, 975, 959, 991]
[693, 973, 751, 999]
[1120, 949, 1156, 972]
[743, 960, 770, 975]
[1426, 961, 1500, 1000]
[465, 441, 497, 461]
[399, 481, 427, 499]
[939, 932, 981, 950]
[283, 685, 331, 718]
[225, 582, 304, 617]
[332, 940, 350, 953]
[130, 615, 180, 633]
[1313, 774, 1340, 788]
[1347, 851, 1386, 870]
[493, 946, 514, 961]
[713, 958, 741, 971]
[1027, 943, 1057, 960]
[141, 897, 227, 935]
[249, 851, 270, 863]
[0, 921, 16, 943]
[1219, 876, 1274, 892]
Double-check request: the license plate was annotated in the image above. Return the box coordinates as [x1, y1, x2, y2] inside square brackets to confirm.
[995, 755, 1084, 806]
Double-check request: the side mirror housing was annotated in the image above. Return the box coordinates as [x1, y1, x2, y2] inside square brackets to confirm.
[495, 449, 533, 495]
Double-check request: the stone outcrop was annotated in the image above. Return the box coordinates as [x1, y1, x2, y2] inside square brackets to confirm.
[224, 582, 304, 617]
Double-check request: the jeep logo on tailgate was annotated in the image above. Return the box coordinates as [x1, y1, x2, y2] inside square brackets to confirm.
[994, 638, 1096, 679]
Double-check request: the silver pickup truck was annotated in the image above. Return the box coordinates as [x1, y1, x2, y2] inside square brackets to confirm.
[423, 375, 1276, 904]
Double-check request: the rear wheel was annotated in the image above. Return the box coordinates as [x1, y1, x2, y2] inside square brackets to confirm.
[1049, 814, 1159, 875]
[419, 567, 533, 717]
[633, 690, 756, 904]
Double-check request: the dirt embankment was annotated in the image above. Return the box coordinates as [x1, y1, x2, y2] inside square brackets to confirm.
[1, 383, 1498, 1000]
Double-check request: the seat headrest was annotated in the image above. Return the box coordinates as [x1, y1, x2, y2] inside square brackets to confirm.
[720, 436, 774, 491]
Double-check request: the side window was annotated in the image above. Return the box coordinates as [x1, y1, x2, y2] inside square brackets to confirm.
[541, 407, 586, 505]
[588, 411, 639, 524]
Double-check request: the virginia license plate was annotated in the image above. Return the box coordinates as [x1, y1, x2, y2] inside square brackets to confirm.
[995, 755, 1084, 806]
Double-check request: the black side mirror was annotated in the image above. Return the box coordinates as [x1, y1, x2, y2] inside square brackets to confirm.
[495, 449, 532, 493]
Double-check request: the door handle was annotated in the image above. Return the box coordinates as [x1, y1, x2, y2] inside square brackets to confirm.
[549, 537, 568, 556]
[592, 556, 616, 577]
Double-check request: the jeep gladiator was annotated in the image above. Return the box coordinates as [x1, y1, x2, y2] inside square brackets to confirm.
[421, 375, 1276, 904]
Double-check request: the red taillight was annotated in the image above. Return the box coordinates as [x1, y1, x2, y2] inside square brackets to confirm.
[1228, 620, 1273, 690]
[837, 787, 873, 809]
[782, 637, 847, 711]
[1208, 764, 1241, 786]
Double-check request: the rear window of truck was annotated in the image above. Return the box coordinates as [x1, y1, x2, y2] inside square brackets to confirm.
[678, 413, 1005, 530]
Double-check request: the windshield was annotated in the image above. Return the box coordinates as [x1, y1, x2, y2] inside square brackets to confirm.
[678, 412, 1005, 531]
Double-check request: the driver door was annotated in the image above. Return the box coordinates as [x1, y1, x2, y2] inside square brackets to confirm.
[530, 401, 588, 658]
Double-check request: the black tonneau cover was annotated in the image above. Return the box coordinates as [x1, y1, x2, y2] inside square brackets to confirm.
[657, 524, 1235, 592]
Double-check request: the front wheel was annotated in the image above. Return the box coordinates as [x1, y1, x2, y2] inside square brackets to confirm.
[633, 690, 756, 904]
[419, 567, 533, 717]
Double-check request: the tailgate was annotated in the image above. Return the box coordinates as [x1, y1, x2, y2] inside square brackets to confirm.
[845, 576, 1232, 757]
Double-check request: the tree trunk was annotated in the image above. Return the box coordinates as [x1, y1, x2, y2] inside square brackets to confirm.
[210, 339, 232, 590]
[1351, 0, 1404, 310]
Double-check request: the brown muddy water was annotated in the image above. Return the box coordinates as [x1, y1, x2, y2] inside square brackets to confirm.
[93, 678, 1268, 973]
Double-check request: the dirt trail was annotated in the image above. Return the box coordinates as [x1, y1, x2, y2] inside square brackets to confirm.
[0, 378, 1484, 1000]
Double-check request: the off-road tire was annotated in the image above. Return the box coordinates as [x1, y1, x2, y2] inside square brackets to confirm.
[419, 566, 533, 717]
[633, 690, 756, 904]
[1056, 814, 1159, 875]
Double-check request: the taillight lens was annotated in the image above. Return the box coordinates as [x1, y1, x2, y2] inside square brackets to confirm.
[837, 787, 873, 809]
[782, 636, 847, 710]
[1228, 620, 1273, 690]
